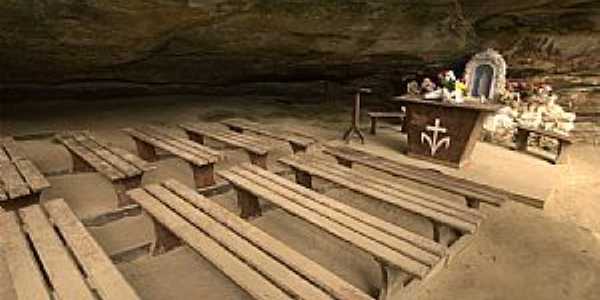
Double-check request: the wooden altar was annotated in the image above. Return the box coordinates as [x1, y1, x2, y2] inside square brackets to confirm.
[393, 95, 501, 168]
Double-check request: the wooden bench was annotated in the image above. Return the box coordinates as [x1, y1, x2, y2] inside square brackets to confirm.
[180, 122, 271, 169]
[56, 131, 155, 207]
[218, 164, 451, 300]
[126, 179, 374, 300]
[279, 155, 485, 245]
[0, 198, 140, 300]
[123, 125, 223, 189]
[323, 145, 511, 208]
[515, 125, 575, 164]
[221, 118, 317, 153]
[0, 137, 51, 210]
[367, 112, 406, 135]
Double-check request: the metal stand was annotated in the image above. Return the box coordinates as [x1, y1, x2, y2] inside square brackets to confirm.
[343, 88, 371, 144]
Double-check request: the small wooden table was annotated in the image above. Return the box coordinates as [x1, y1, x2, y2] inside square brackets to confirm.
[393, 95, 501, 168]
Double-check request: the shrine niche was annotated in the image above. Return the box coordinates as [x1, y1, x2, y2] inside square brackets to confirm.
[464, 49, 507, 101]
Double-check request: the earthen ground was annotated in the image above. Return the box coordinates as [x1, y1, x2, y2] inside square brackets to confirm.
[1, 96, 599, 300]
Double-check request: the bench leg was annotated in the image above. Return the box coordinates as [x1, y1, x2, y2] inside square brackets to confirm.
[465, 197, 481, 209]
[70, 151, 94, 173]
[294, 169, 312, 189]
[150, 217, 181, 256]
[133, 138, 158, 162]
[235, 188, 262, 219]
[227, 125, 244, 134]
[0, 192, 42, 211]
[335, 157, 353, 168]
[515, 129, 529, 151]
[370, 117, 377, 135]
[290, 142, 307, 154]
[377, 262, 409, 300]
[555, 141, 573, 164]
[248, 152, 268, 169]
[186, 131, 205, 145]
[113, 175, 143, 207]
[191, 163, 216, 188]
[432, 221, 460, 246]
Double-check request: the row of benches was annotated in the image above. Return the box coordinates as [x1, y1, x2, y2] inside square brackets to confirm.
[1, 119, 514, 300]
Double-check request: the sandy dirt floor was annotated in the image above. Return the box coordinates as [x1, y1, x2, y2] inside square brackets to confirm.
[1, 95, 599, 300]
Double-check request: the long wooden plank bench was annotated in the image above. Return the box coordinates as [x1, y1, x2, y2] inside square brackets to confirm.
[218, 164, 451, 300]
[180, 122, 272, 169]
[515, 125, 575, 164]
[0, 198, 140, 300]
[56, 131, 155, 207]
[126, 179, 374, 300]
[279, 155, 485, 245]
[0, 137, 51, 210]
[221, 118, 317, 153]
[367, 112, 406, 135]
[123, 125, 223, 188]
[323, 145, 511, 208]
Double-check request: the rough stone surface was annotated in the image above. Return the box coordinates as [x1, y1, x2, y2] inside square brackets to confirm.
[1, 0, 599, 112]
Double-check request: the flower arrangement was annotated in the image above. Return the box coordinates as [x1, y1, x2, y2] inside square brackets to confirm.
[483, 80, 577, 147]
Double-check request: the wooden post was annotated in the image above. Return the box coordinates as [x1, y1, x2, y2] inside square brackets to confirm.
[377, 261, 408, 300]
[370, 116, 378, 135]
[150, 218, 181, 256]
[515, 128, 529, 151]
[248, 153, 268, 169]
[294, 170, 312, 189]
[466, 197, 481, 209]
[335, 157, 353, 168]
[235, 188, 261, 219]
[186, 131, 205, 145]
[191, 163, 216, 188]
[555, 141, 573, 164]
[227, 126, 244, 134]
[70, 152, 94, 173]
[290, 143, 307, 154]
[113, 175, 143, 207]
[133, 138, 157, 162]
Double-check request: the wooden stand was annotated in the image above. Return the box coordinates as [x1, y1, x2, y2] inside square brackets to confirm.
[343, 88, 371, 144]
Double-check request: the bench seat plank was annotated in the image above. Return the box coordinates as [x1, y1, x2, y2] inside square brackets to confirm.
[324, 146, 507, 207]
[1, 137, 26, 161]
[218, 168, 430, 279]
[125, 127, 221, 166]
[127, 188, 294, 300]
[286, 155, 485, 223]
[71, 133, 141, 177]
[0, 212, 52, 300]
[162, 179, 374, 300]
[229, 166, 446, 256]
[43, 199, 141, 300]
[58, 135, 126, 180]
[124, 128, 209, 166]
[221, 119, 316, 147]
[142, 126, 222, 161]
[14, 159, 51, 192]
[232, 165, 442, 266]
[143, 184, 336, 300]
[279, 156, 479, 234]
[181, 123, 270, 155]
[367, 112, 406, 118]
[19, 205, 96, 300]
[0, 162, 31, 199]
